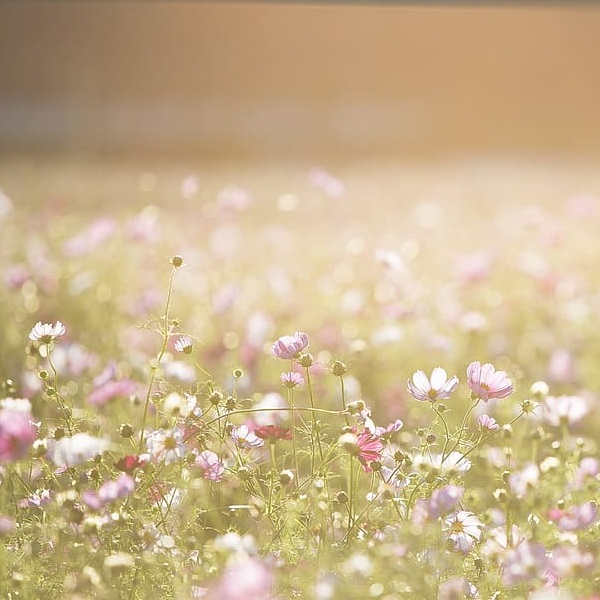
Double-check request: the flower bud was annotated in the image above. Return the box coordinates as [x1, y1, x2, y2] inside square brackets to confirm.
[170, 255, 184, 268]
[331, 360, 348, 377]
[299, 353, 314, 368]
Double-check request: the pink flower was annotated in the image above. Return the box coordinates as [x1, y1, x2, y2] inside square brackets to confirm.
[501, 541, 547, 586]
[478, 414, 500, 431]
[339, 429, 383, 472]
[82, 474, 135, 510]
[466, 361, 513, 401]
[428, 485, 464, 518]
[548, 501, 598, 531]
[407, 367, 459, 402]
[208, 557, 274, 600]
[281, 371, 304, 388]
[0, 409, 37, 463]
[195, 450, 225, 481]
[88, 379, 138, 407]
[542, 394, 589, 427]
[271, 332, 309, 359]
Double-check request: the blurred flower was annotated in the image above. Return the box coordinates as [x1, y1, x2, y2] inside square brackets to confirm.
[407, 367, 459, 402]
[308, 167, 344, 199]
[252, 393, 289, 426]
[374, 418, 404, 438]
[217, 184, 252, 212]
[208, 557, 274, 600]
[549, 543, 595, 578]
[548, 501, 598, 531]
[63, 217, 116, 257]
[115, 454, 146, 473]
[547, 348, 575, 384]
[572, 456, 600, 489]
[180, 175, 200, 199]
[88, 378, 138, 407]
[443, 511, 484, 553]
[255, 425, 292, 443]
[47, 433, 110, 467]
[0, 408, 37, 463]
[501, 541, 547, 586]
[0, 397, 32, 413]
[163, 392, 197, 418]
[272, 332, 309, 359]
[428, 485, 464, 519]
[466, 361, 513, 402]
[542, 395, 589, 427]
[82, 474, 135, 510]
[437, 577, 478, 600]
[508, 463, 540, 499]
[413, 451, 472, 476]
[29, 321, 66, 344]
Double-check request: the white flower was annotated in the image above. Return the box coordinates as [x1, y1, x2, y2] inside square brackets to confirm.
[163, 392, 197, 418]
[28, 321, 66, 344]
[145, 428, 186, 464]
[413, 451, 472, 475]
[48, 433, 110, 466]
[542, 395, 590, 427]
[174, 336, 193, 353]
[407, 368, 459, 402]
[230, 424, 264, 449]
[444, 511, 484, 553]
[0, 397, 32, 413]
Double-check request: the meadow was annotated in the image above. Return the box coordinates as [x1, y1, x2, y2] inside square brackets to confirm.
[1, 155, 600, 599]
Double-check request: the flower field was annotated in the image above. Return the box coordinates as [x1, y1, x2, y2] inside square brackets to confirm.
[1, 156, 600, 599]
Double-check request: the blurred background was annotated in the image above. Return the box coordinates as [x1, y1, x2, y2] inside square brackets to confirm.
[2, 2, 600, 160]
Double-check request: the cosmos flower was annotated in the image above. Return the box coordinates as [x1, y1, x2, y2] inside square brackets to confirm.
[174, 336, 194, 354]
[28, 321, 66, 344]
[407, 368, 459, 402]
[272, 332, 309, 359]
[0, 408, 37, 463]
[548, 501, 598, 531]
[478, 414, 500, 431]
[230, 424, 264, 449]
[145, 428, 186, 464]
[194, 450, 225, 481]
[281, 371, 304, 389]
[339, 429, 384, 472]
[47, 433, 110, 467]
[82, 474, 135, 510]
[254, 425, 292, 443]
[466, 361, 513, 401]
[443, 510, 484, 553]
[542, 394, 590, 427]
[501, 541, 548, 586]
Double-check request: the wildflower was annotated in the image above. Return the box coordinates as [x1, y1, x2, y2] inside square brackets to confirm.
[163, 392, 198, 418]
[413, 451, 472, 476]
[508, 463, 540, 498]
[548, 501, 598, 531]
[252, 392, 289, 426]
[272, 331, 309, 359]
[407, 367, 459, 402]
[145, 428, 186, 464]
[194, 450, 225, 481]
[230, 424, 264, 449]
[443, 511, 484, 553]
[478, 414, 500, 431]
[438, 577, 478, 600]
[88, 378, 138, 407]
[28, 321, 66, 345]
[0, 397, 32, 413]
[572, 456, 600, 489]
[115, 454, 146, 473]
[47, 433, 110, 467]
[466, 361, 513, 401]
[82, 474, 135, 510]
[374, 419, 404, 438]
[542, 394, 590, 427]
[339, 429, 383, 472]
[501, 541, 547, 586]
[174, 336, 194, 354]
[428, 485, 464, 519]
[0, 408, 37, 463]
[548, 543, 595, 578]
[208, 557, 274, 600]
[254, 425, 292, 443]
[281, 371, 304, 389]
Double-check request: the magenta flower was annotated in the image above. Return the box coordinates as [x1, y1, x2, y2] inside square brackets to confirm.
[339, 429, 383, 472]
[407, 367, 459, 402]
[0, 409, 37, 463]
[272, 332, 309, 359]
[466, 361, 513, 401]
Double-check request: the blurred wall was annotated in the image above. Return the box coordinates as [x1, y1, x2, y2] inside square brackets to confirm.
[1, 2, 600, 158]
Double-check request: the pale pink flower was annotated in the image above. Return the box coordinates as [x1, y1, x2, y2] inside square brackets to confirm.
[272, 332, 309, 359]
[542, 394, 590, 427]
[501, 541, 547, 586]
[549, 543, 595, 578]
[374, 419, 404, 438]
[28, 321, 66, 344]
[208, 557, 274, 600]
[466, 361, 513, 401]
[281, 371, 304, 388]
[407, 367, 459, 402]
[548, 501, 598, 531]
[82, 474, 135, 510]
[437, 577, 478, 600]
[195, 450, 225, 482]
[547, 348, 575, 383]
[443, 511, 484, 553]
[573, 456, 600, 489]
[508, 463, 540, 499]
[478, 414, 500, 431]
[88, 378, 138, 407]
[428, 485, 464, 519]
[0, 409, 37, 463]
[63, 218, 116, 256]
